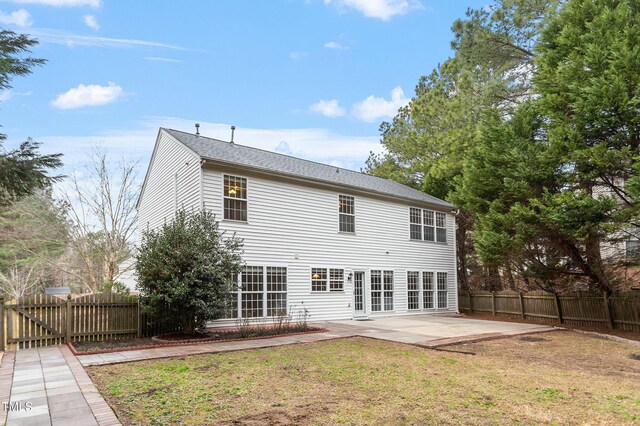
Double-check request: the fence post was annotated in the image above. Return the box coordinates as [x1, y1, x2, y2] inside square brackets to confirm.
[603, 292, 614, 329]
[65, 295, 72, 344]
[491, 292, 496, 316]
[0, 296, 5, 352]
[519, 292, 525, 319]
[467, 292, 473, 314]
[137, 297, 143, 338]
[554, 293, 563, 324]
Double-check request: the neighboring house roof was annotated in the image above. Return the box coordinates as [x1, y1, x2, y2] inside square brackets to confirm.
[162, 128, 454, 209]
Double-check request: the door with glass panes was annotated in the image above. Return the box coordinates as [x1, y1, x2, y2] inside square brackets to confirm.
[353, 271, 366, 317]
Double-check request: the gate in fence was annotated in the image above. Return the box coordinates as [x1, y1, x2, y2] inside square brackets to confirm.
[4, 294, 67, 349]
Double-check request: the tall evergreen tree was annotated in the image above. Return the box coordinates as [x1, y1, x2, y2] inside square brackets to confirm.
[454, 0, 640, 293]
[0, 29, 62, 206]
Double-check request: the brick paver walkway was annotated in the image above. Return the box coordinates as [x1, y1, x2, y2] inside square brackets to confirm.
[0, 346, 120, 426]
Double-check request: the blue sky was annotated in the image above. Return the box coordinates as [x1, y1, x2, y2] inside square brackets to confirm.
[1, 0, 486, 173]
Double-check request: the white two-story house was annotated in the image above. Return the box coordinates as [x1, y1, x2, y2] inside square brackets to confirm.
[137, 128, 458, 322]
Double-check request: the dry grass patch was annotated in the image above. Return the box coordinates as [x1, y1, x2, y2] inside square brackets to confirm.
[87, 331, 640, 425]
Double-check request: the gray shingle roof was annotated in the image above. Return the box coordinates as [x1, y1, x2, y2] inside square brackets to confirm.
[164, 128, 453, 209]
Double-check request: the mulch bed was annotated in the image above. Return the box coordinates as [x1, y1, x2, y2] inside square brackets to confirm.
[69, 326, 326, 355]
[463, 312, 640, 342]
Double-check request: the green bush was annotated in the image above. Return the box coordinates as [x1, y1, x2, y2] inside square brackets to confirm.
[136, 210, 243, 334]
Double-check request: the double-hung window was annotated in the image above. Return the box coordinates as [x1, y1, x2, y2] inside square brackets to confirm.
[339, 195, 355, 233]
[407, 271, 420, 310]
[223, 266, 288, 319]
[437, 272, 448, 309]
[406, 271, 444, 310]
[371, 270, 394, 312]
[224, 175, 247, 221]
[409, 208, 447, 243]
[423, 272, 434, 309]
[311, 268, 344, 292]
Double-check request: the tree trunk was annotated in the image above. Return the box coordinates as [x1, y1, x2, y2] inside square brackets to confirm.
[584, 233, 612, 293]
[456, 211, 471, 292]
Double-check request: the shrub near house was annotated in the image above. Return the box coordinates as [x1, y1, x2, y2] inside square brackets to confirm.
[136, 209, 243, 335]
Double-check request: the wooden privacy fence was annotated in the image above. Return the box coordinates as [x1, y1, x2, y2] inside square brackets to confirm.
[459, 290, 640, 333]
[0, 294, 178, 351]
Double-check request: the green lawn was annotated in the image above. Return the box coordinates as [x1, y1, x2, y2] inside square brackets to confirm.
[88, 332, 640, 425]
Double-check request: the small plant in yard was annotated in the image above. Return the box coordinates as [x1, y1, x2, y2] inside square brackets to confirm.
[273, 309, 292, 333]
[295, 303, 311, 330]
[136, 209, 243, 335]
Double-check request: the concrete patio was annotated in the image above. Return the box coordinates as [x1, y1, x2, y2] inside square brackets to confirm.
[76, 314, 554, 366]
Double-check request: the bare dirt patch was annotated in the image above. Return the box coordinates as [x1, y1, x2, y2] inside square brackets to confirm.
[88, 331, 640, 425]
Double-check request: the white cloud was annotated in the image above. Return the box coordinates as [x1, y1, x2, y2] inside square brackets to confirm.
[0, 91, 12, 102]
[51, 82, 124, 109]
[83, 14, 99, 30]
[324, 0, 422, 21]
[324, 41, 346, 50]
[0, 9, 32, 26]
[275, 141, 293, 155]
[289, 51, 308, 60]
[351, 86, 409, 122]
[25, 28, 184, 50]
[11, 0, 101, 7]
[144, 56, 182, 63]
[310, 99, 346, 118]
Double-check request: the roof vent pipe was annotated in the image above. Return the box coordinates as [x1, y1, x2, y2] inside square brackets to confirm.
[195, 123, 200, 136]
[230, 125, 235, 144]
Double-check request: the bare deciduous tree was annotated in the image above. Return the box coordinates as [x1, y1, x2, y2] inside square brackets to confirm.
[58, 150, 138, 293]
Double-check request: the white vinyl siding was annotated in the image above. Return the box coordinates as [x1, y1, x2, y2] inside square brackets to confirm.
[198, 156, 456, 321]
[138, 131, 201, 231]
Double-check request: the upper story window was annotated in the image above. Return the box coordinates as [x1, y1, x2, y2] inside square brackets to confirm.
[224, 175, 247, 221]
[410, 207, 447, 243]
[339, 195, 355, 233]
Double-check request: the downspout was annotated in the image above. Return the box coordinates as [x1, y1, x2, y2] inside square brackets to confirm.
[200, 159, 206, 212]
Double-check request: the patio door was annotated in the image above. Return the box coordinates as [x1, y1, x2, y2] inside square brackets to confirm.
[353, 271, 366, 317]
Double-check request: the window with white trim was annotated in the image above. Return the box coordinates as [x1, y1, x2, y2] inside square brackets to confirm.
[267, 267, 287, 316]
[409, 208, 446, 243]
[423, 272, 434, 309]
[241, 266, 263, 318]
[371, 270, 393, 312]
[311, 268, 344, 292]
[329, 269, 344, 291]
[384, 271, 394, 311]
[224, 175, 247, 221]
[437, 272, 448, 309]
[339, 195, 355, 233]
[371, 270, 382, 312]
[407, 271, 420, 310]
[405, 271, 442, 310]
[222, 266, 288, 319]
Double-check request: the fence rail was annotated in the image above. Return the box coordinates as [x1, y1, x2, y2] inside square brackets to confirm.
[459, 291, 640, 333]
[0, 294, 177, 351]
